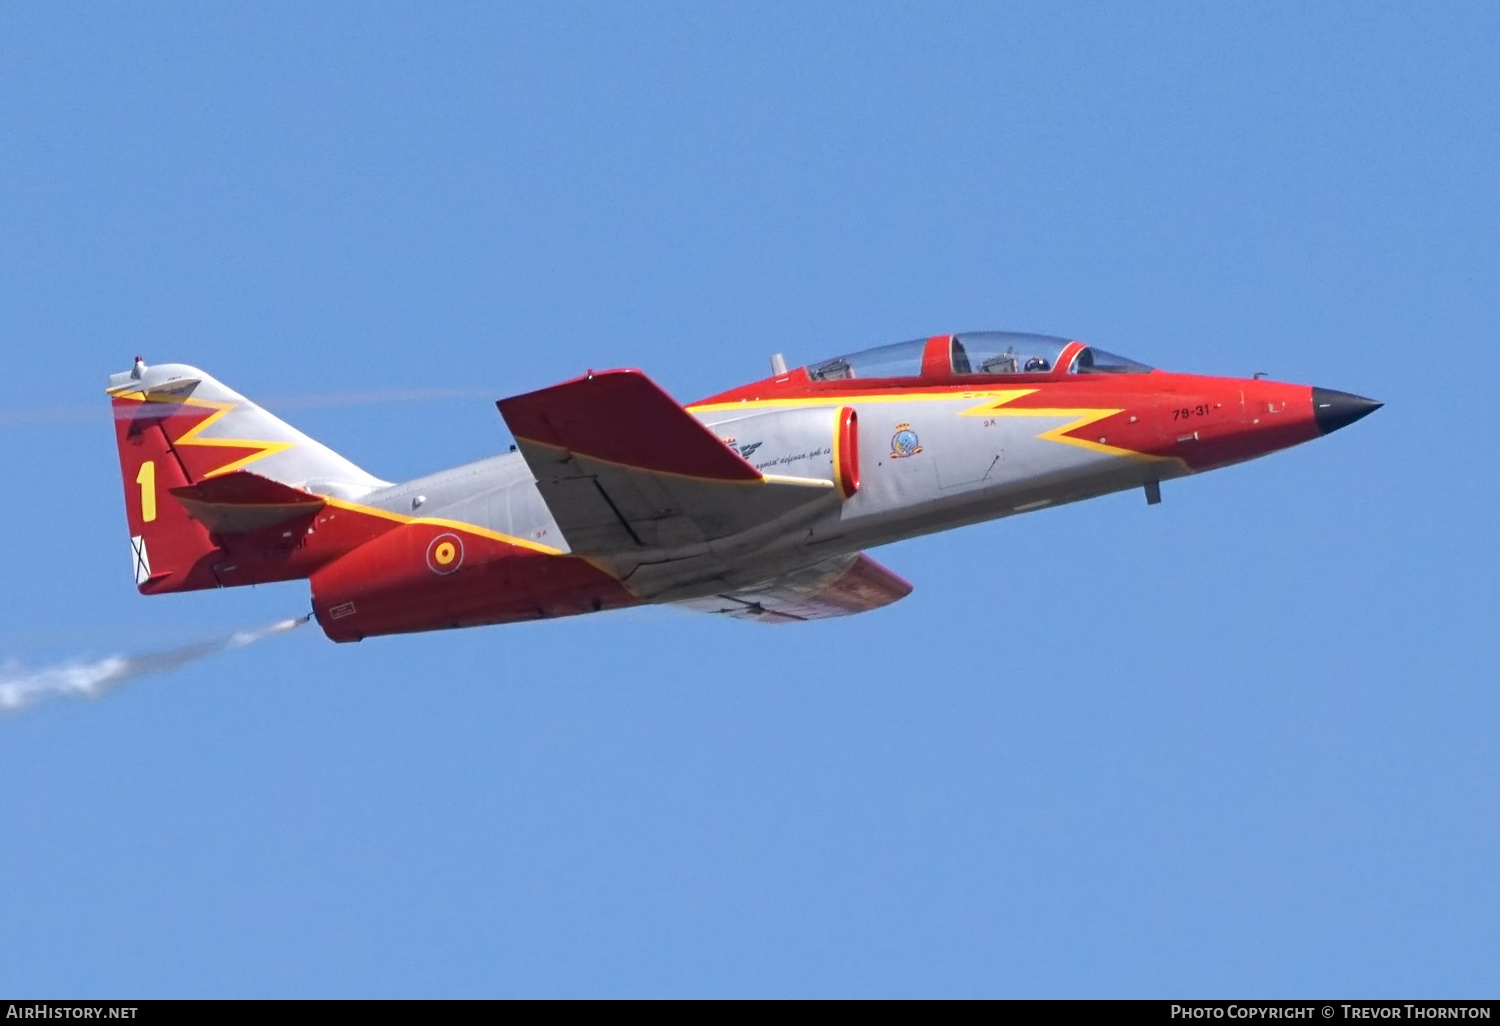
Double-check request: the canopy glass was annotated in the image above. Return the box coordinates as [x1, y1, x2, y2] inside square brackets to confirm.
[804, 332, 1152, 381]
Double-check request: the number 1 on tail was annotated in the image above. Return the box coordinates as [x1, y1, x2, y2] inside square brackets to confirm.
[136, 460, 156, 523]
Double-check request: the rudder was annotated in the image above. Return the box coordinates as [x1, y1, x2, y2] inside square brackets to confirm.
[113, 396, 220, 592]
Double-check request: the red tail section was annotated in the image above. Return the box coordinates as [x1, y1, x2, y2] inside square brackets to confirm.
[108, 362, 398, 595]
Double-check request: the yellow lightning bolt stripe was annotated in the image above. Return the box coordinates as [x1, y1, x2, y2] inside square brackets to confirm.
[957, 390, 1167, 461]
[112, 391, 293, 478]
[172, 400, 294, 478]
[411, 517, 564, 555]
[685, 389, 1032, 414]
[689, 388, 1167, 460]
[317, 496, 567, 556]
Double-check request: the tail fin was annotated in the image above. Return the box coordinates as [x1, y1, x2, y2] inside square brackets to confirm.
[108, 358, 389, 594]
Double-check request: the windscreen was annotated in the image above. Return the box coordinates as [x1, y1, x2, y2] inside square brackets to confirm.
[1069, 346, 1153, 374]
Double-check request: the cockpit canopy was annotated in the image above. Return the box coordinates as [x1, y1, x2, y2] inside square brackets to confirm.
[805, 331, 1152, 382]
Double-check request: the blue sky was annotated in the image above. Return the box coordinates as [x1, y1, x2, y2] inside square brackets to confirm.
[1, 1, 1495, 997]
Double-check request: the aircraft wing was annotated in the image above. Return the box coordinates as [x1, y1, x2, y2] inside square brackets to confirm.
[498, 370, 835, 555]
[674, 552, 913, 623]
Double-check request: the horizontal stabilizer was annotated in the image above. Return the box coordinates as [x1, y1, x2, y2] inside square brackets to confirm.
[169, 471, 325, 535]
[677, 553, 913, 623]
[499, 370, 834, 555]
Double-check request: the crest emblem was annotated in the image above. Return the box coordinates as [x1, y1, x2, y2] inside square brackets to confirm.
[723, 436, 763, 459]
[890, 423, 922, 458]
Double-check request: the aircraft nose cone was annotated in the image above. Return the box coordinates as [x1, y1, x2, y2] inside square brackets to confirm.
[1313, 387, 1383, 435]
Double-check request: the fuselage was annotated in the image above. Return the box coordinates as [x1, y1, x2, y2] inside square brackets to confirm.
[107, 333, 1379, 640]
[325, 334, 1373, 627]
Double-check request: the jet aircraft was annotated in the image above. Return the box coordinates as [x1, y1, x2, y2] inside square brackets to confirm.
[107, 333, 1379, 640]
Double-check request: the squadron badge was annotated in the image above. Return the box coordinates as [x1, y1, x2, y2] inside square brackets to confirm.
[890, 423, 923, 458]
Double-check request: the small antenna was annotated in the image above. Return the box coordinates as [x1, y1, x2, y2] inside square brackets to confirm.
[769, 353, 788, 376]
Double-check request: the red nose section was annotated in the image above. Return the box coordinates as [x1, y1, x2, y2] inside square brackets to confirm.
[1142, 377, 1373, 470]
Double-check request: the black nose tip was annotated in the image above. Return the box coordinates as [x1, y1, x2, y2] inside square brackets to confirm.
[1313, 388, 1383, 435]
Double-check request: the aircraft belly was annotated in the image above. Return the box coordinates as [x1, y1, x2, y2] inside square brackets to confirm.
[801, 398, 1164, 557]
[617, 398, 1160, 604]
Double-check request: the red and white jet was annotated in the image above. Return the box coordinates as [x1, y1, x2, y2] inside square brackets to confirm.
[108, 332, 1379, 640]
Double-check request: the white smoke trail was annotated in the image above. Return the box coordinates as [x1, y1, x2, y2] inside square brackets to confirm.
[0, 616, 309, 714]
